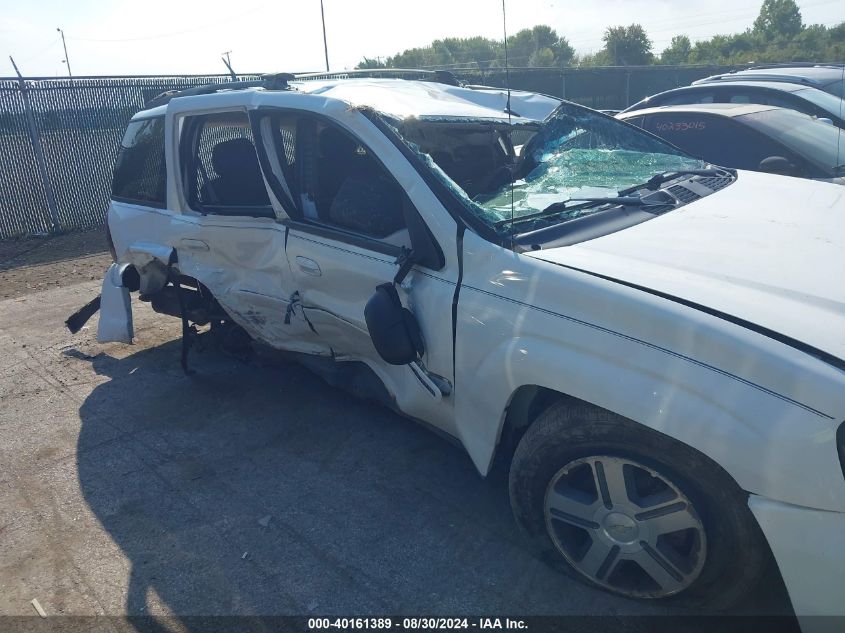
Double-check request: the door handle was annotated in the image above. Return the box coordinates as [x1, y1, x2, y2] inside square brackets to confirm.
[295, 256, 322, 276]
[180, 238, 209, 251]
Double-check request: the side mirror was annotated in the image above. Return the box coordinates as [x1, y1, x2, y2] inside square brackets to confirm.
[364, 283, 424, 365]
[816, 117, 834, 126]
[759, 156, 797, 176]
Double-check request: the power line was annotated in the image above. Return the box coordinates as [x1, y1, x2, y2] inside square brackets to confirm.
[15, 36, 60, 65]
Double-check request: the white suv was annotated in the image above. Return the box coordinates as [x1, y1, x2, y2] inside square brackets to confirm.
[84, 73, 845, 628]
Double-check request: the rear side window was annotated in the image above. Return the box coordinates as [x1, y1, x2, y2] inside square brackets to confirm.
[661, 91, 714, 106]
[112, 117, 166, 208]
[725, 91, 806, 113]
[181, 111, 273, 217]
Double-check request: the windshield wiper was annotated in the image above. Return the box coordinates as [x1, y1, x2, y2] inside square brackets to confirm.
[494, 194, 672, 228]
[639, 168, 725, 190]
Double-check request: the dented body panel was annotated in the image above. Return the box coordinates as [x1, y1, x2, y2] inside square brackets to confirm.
[98, 78, 845, 620]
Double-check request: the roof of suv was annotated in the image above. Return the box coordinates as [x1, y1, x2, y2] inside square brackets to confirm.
[291, 78, 561, 121]
[694, 66, 845, 89]
[618, 102, 777, 119]
[136, 76, 562, 123]
[622, 81, 818, 112]
[655, 80, 812, 94]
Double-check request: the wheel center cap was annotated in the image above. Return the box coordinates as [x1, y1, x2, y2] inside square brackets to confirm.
[602, 511, 639, 543]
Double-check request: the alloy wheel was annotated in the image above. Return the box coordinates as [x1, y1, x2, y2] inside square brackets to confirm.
[544, 455, 707, 598]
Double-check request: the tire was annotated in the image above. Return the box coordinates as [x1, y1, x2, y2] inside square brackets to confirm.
[508, 402, 768, 610]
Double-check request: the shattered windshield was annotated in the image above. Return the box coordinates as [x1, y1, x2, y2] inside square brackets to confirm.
[397, 103, 706, 238]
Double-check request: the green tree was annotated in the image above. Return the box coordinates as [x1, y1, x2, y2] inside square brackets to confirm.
[356, 12, 845, 72]
[507, 25, 575, 66]
[601, 24, 653, 65]
[753, 0, 803, 41]
[827, 22, 845, 60]
[357, 57, 386, 69]
[528, 48, 556, 67]
[660, 35, 692, 64]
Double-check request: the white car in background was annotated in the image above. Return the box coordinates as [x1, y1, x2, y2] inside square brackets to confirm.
[79, 73, 845, 631]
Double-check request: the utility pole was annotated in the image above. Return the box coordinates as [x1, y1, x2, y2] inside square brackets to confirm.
[56, 27, 72, 77]
[320, 0, 330, 72]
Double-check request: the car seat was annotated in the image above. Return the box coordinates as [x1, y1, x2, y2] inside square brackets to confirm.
[201, 138, 270, 206]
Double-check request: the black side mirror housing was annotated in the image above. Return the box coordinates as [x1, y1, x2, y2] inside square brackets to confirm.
[759, 156, 797, 176]
[401, 197, 444, 271]
[364, 283, 424, 365]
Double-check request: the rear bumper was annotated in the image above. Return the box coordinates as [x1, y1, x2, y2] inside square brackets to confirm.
[97, 263, 133, 344]
[749, 495, 845, 633]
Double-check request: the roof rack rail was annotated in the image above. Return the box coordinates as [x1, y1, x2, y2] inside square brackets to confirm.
[746, 62, 845, 70]
[294, 68, 461, 86]
[142, 68, 462, 110]
[144, 72, 296, 109]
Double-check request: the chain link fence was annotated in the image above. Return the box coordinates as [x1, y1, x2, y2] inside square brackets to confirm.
[0, 66, 731, 240]
[0, 74, 260, 239]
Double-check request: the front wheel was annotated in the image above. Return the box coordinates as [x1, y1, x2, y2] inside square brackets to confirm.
[508, 403, 768, 609]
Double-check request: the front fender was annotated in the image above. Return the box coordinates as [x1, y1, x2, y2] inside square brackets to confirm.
[455, 332, 845, 512]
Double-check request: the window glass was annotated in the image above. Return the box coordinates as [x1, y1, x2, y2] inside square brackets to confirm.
[792, 87, 843, 117]
[393, 104, 703, 237]
[641, 114, 796, 171]
[112, 117, 166, 207]
[662, 92, 714, 105]
[270, 115, 407, 241]
[744, 108, 843, 177]
[822, 79, 843, 98]
[725, 91, 806, 112]
[183, 112, 272, 216]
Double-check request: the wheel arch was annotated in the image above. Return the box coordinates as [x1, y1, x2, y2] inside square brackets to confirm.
[455, 332, 842, 511]
[491, 384, 748, 499]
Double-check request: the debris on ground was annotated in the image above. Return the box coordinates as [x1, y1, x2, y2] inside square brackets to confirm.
[30, 598, 47, 618]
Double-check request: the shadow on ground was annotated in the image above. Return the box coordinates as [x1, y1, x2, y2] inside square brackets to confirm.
[72, 340, 797, 633]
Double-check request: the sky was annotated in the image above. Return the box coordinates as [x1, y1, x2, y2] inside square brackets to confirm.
[1, 0, 842, 77]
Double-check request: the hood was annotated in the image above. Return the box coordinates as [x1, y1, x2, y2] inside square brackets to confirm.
[528, 170, 845, 363]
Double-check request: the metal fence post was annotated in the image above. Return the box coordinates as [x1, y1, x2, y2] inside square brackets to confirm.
[10, 59, 61, 233]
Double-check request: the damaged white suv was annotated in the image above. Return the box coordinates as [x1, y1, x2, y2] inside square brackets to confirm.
[80, 71, 845, 627]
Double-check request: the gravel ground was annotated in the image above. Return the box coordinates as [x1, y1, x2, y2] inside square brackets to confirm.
[0, 228, 112, 300]
[0, 233, 795, 631]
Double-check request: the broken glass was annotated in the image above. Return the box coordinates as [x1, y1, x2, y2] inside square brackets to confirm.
[391, 104, 708, 239]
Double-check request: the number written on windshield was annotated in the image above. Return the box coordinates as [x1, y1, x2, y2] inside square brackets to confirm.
[656, 121, 707, 132]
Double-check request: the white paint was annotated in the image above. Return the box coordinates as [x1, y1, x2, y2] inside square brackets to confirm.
[749, 496, 845, 628]
[529, 170, 845, 360]
[96, 263, 133, 344]
[292, 79, 562, 122]
[101, 79, 845, 622]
